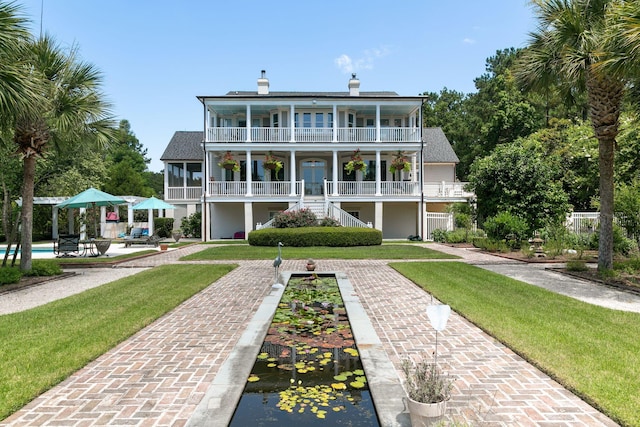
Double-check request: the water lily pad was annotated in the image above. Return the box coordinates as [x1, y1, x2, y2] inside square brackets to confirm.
[247, 375, 260, 382]
[333, 374, 348, 381]
[350, 380, 365, 388]
[353, 369, 365, 376]
[331, 382, 346, 390]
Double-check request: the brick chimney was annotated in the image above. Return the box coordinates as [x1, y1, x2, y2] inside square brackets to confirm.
[258, 70, 269, 95]
[348, 73, 360, 96]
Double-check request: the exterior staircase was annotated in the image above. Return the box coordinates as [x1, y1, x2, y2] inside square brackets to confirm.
[256, 199, 371, 230]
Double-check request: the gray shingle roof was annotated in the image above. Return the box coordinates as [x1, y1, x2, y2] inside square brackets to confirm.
[423, 127, 459, 163]
[160, 131, 203, 161]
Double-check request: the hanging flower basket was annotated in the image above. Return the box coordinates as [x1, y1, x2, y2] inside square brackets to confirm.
[263, 152, 283, 173]
[345, 148, 367, 175]
[390, 151, 411, 173]
[218, 151, 240, 172]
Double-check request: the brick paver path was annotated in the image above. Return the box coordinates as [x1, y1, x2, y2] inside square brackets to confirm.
[3, 245, 618, 426]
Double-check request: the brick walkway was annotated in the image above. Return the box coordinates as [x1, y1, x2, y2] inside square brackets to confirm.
[3, 245, 618, 426]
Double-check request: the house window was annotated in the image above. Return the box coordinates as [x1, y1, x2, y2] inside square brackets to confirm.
[273, 113, 279, 128]
[316, 113, 324, 128]
[303, 113, 312, 128]
[328, 113, 333, 128]
[253, 160, 265, 182]
[186, 163, 202, 186]
[168, 163, 184, 187]
[270, 165, 284, 181]
[394, 118, 402, 127]
[363, 161, 387, 182]
[348, 113, 355, 128]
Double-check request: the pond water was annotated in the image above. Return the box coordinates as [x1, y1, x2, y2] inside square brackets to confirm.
[229, 274, 380, 426]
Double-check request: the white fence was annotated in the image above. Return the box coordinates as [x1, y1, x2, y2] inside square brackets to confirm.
[424, 213, 454, 241]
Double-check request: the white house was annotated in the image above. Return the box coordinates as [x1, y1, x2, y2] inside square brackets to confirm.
[160, 72, 473, 240]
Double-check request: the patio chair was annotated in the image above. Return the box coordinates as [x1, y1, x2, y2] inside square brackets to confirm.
[124, 228, 161, 247]
[53, 234, 80, 257]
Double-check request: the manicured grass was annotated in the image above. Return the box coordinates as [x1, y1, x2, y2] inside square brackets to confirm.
[181, 244, 458, 261]
[390, 261, 640, 426]
[0, 264, 236, 420]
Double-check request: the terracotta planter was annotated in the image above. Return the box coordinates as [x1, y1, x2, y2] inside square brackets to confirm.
[406, 397, 447, 425]
[160, 244, 169, 251]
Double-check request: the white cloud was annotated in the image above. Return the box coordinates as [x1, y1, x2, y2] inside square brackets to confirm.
[463, 38, 476, 45]
[334, 46, 391, 74]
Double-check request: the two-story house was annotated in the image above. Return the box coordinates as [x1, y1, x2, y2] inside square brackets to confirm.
[161, 72, 473, 240]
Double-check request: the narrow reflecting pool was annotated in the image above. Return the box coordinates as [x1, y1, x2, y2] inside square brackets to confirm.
[229, 274, 380, 426]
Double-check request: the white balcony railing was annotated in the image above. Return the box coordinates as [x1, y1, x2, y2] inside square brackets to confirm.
[206, 127, 420, 143]
[168, 181, 471, 200]
[166, 186, 201, 200]
[423, 182, 473, 198]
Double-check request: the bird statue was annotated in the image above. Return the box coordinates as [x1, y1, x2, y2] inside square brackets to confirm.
[272, 241, 284, 288]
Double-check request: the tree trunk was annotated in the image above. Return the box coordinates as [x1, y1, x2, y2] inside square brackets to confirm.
[20, 155, 36, 272]
[586, 72, 623, 271]
[598, 137, 615, 271]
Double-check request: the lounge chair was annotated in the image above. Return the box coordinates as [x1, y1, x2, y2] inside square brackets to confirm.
[53, 234, 80, 257]
[123, 228, 162, 247]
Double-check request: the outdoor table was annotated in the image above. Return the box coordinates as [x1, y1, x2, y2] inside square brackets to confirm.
[79, 240, 98, 257]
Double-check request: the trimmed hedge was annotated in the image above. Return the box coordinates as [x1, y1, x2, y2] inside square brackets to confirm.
[248, 227, 382, 247]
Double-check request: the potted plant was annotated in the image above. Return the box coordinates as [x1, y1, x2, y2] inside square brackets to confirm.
[390, 150, 411, 174]
[305, 258, 317, 271]
[401, 358, 454, 423]
[344, 148, 367, 175]
[218, 151, 240, 172]
[263, 151, 283, 173]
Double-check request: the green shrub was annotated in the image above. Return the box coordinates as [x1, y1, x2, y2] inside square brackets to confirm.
[26, 260, 63, 277]
[248, 227, 382, 247]
[272, 209, 318, 228]
[0, 267, 22, 285]
[589, 225, 638, 256]
[181, 212, 201, 238]
[483, 211, 529, 250]
[473, 237, 509, 253]
[566, 260, 588, 272]
[318, 217, 341, 227]
[431, 229, 447, 243]
[153, 218, 174, 238]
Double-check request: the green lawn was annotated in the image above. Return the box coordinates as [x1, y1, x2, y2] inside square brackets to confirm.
[181, 244, 458, 260]
[0, 264, 236, 420]
[390, 261, 640, 427]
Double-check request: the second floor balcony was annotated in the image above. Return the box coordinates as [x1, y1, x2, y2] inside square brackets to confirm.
[165, 181, 473, 202]
[206, 126, 420, 144]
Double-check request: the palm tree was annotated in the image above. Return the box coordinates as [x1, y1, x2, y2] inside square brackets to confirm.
[517, 0, 634, 271]
[13, 35, 114, 271]
[0, 2, 39, 126]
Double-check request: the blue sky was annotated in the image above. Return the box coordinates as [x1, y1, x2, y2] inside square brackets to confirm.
[17, 1, 536, 172]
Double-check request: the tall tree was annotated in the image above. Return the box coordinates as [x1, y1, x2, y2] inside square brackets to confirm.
[12, 35, 114, 271]
[0, 2, 38, 128]
[516, 0, 638, 271]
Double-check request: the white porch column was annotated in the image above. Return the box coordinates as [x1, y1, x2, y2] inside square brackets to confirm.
[244, 202, 253, 239]
[100, 206, 106, 237]
[67, 209, 74, 235]
[246, 105, 252, 142]
[332, 104, 338, 142]
[246, 150, 253, 196]
[52, 207, 59, 239]
[290, 104, 295, 142]
[127, 203, 134, 227]
[376, 104, 381, 142]
[289, 150, 297, 196]
[147, 208, 154, 235]
[204, 203, 211, 241]
[375, 150, 382, 196]
[375, 202, 383, 232]
[79, 207, 87, 240]
[332, 150, 339, 196]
